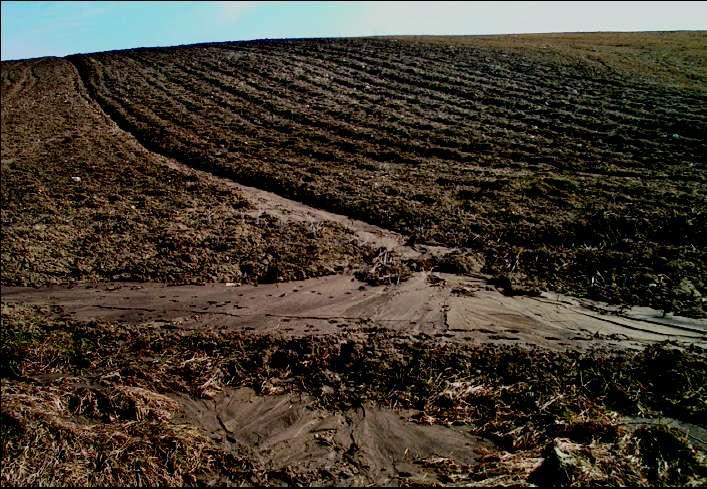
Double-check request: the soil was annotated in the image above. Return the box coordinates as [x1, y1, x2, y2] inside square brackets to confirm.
[2, 32, 707, 486]
[397, 32, 707, 92]
[175, 387, 493, 486]
[2, 302, 706, 486]
[67, 33, 707, 316]
[0, 58, 370, 287]
[3, 275, 705, 350]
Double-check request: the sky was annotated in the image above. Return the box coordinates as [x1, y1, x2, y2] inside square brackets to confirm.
[2, 1, 706, 60]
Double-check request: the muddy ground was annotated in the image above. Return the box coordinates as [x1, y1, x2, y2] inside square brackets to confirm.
[2, 33, 707, 486]
[3, 274, 706, 350]
[2, 302, 706, 486]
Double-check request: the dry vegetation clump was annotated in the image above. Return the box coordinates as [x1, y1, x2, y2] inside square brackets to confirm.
[354, 247, 414, 285]
[2, 303, 705, 486]
[1, 383, 258, 487]
[433, 250, 485, 276]
[0, 303, 261, 486]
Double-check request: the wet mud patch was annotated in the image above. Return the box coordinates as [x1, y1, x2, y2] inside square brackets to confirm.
[175, 387, 491, 485]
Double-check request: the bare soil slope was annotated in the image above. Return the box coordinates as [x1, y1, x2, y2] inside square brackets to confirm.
[400, 32, 707, 91]
[2, 33, 707, 487]
[1, 58, 370, 287]
[67, 34, 707, 315]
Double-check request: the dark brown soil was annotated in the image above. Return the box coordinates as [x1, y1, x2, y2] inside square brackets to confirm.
[64, 33, 707, 316]
[1, 58, 370, 287]
[398, 32, 707, 92]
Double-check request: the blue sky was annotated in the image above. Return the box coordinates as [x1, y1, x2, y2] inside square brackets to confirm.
[2, 1, 706, 60]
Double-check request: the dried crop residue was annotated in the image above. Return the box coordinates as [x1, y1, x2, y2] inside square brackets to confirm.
[2, 303, 706, 486]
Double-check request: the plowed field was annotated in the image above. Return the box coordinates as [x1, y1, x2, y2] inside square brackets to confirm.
[2, 33, 707, 487]
[68, 35, 707, 315]
[1, 58, 370, 287]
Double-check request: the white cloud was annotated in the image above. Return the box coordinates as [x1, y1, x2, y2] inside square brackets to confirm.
[351, 1, 707, 36]
[219, 1, 259, 20]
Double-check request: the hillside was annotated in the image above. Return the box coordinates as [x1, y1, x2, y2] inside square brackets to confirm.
[5, 33, 706, 315]
[2, 33, 707, 486]
[1, 58, 370, 287]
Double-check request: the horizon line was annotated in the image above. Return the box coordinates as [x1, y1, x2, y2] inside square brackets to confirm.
[2, 29, 705, 62]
